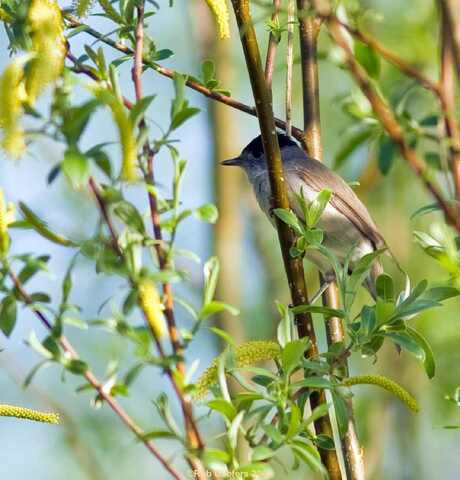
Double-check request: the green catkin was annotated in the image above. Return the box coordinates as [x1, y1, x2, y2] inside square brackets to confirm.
[97, 0, 123, 23]
[343, 375, 419, 412]
[0, 404, 60, 424]
[194, 340, 281, 399]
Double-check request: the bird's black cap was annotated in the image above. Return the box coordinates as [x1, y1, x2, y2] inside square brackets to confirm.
[242, 132, 298, 157]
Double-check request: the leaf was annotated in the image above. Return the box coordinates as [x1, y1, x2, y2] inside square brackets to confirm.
[237, 463, 274, 479]
[291, 304, 346, 319]
[384, 332, 425, 360]
[129, 95, 156, 128]
[423, 286, 460, 303]
[291, 440, 328, 478]
[207, 398, 237, 421]
[410, 203, 441, 220]
[252, 445, 276, 462]
[141, 430, 177, 440]
[209, 326, 236, 347]
[19, 203, 75, 247]
[199, 301, 238, 320]
[0, 295, 17, 337]
[65, 359, 89, 375]
[378, 137, 396, 175]
[354, 41, 380, 79]
[202, 60, 215, 83]
[287, 402, 301, 439]
[62, 149, 90, 189]
[307, 189, 332, 228]
[273, 208, 302, 234]
[194, 203, 218, 223]
[376, 274, 394, 302]
[276, 301, 291, 348]
[203, 256, 220, 305]
[282, 339, 310, 375]
[113, 201, 145, 234]
[406, 327, 435, 378]
[228, 410, 244, 451]
[171, 107, 200, 130]
[290, 377, 332, 390]
[331, 391, 349, 438]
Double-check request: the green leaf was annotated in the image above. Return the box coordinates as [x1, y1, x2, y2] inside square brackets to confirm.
[141, 430, 177, 440]
[199, 301, 238, 320]
[406, 327, 435, 378]
[194, 203, 218, 223]
[209, 326, 236, 347]
[378, 137, 396, 175]
[207, 398, 237, 421]
[291, 440, 327, 478]
[129, 95, 156, 127]
[273, 208, 302, 234]
[282, 339, 310, 375]
[291, 304, 346, 319]
[19, 203, 75, 247]
[376, 274, 394, 301]
[423, 286, 460, 303]
[384, 332, 425, 360]
[354, 41, 380, 79]
[290, 377, 332, 391]
[228, 410, 244, 451]
[171, 107, 200, 130]
[276, 301, 291, 347]
[65, 359, 89, 375]
[410, 203, 441, 220]
[252, 445, 276, 462]
[0, 295, 17, 337]
[203, 256, 220, 305]
[113, 201, 145, 234]
[331, 391, 349, 438]
[287, 402, 301, 439]
[202, 60, 215, 83]
[307, 189, 332, 228]
[62, 149, 90, 189]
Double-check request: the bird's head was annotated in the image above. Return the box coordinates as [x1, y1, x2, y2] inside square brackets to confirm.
[221, 132, 301, 173]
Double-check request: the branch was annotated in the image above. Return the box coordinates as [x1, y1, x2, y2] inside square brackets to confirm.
[64, 15, 307, 146]
[296, 3, 363, 478]
[439, 0, 460, 80]
[264, 0, 281, 88]
[439, 0, 460, 198]
[8, 269, 183, 480]
[285, 0, 295, 136]
[314, 2, 460, 233]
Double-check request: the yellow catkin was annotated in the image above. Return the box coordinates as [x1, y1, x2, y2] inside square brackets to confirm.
[92, 87, 137, 181]
[74, 0, 94, 17]
[0, 404, 59, 424]
[138, 280, 167, 339]
[26, 0, 66, 105]
[0, 7, 13, 23]
[343, 374, 419, 413]
[194, 340, 281, 399]
[204, 0, 230, 39]
[0, 58, 27, 156]
[0, 189, 8, 255]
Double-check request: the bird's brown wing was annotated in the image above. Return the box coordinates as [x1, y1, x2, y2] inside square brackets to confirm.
[287, 157, 386, 249]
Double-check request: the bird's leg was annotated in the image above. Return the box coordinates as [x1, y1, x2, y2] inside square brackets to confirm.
[309, 278, 333, 305]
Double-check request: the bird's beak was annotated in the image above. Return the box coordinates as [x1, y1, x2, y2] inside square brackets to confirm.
[221, 157, 242, 166]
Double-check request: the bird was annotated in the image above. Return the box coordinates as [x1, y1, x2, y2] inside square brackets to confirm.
[221, 132, 386, 300]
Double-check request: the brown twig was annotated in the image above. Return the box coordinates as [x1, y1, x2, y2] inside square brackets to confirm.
[229, 2, 341, 479]
[439, 0, 460, 198]
[8, 269, 183, 480]
[297, 3, 362, 478]
[439, 0, 460, 80]
[64, 14, 306, 146]
[264, 0, 281, 89]
[285, 0, 295, 136]
[312, 2, 460, 233]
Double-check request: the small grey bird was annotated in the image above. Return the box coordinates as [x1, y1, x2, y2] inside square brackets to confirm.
[221, 132, 385, 299]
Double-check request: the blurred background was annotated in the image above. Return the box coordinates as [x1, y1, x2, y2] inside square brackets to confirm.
[0, 0, 459, 478]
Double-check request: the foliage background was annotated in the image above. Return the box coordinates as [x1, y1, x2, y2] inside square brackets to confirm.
[0, 0, 459, 478]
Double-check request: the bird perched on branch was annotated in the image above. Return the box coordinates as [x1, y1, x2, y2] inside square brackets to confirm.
[221, 132, 386, 299]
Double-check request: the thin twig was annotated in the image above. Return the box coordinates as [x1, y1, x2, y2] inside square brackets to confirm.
[265, 0, 281, 89]
[439, 0, 460, 199]
[7, 270, 183, 480]
[64, 15, 306, 146]
[297, 3, 362, 478]
[285, 0, 295, 137]
[439, 0, 460, 80]
[229, 2, 339, 479]
[313, 2, 460, 233]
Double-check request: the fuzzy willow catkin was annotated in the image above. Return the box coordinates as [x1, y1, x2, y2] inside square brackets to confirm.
[0, 404, 60, 424]
[343, 374, 419, 412]
[26, 0, 66, 105]
[0, 7, 13, 22]
[92, 87, 138, 181]
[0, 189, 9, 255]
[204, 0, 230, 39]
[0, 58, 27, 156]
[194, 341, 281, 399]
[138, 280, 167, 340]
[73, 0, 95, 17]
